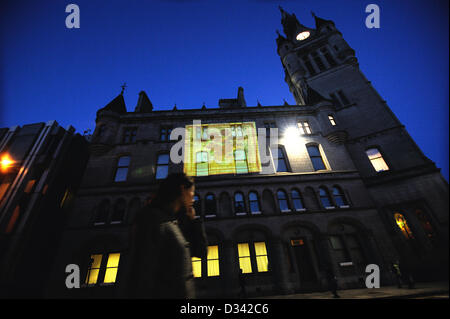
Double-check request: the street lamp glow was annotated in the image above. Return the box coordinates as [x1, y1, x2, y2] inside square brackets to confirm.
[1, 154, 14, 171]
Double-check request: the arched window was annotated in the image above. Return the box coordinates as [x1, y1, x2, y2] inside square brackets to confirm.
[205, 194, 216, 217]
[366, 148, 389, 172]
[193, 195, 201, 215]
[415, 209, 437, 246]
[319, 187, 334, 209]
[234, 192, 246, 215]
[114, 156, 130, 182]
[291, 189, 305, 211]
[272, 147, 289, 172]
[94, 199, 110, 225]
[248, 191, 261, 215]
[307, 145, 326, 171]
[394, 213, 414, 240]
[332, 186, 349, 207]
[328, 114, 337, 126]
[155, 153, 169, 180]
[277, 190, 290, 212]
[196, 151, 209, 176]
[111, 198, 126, 224]
[234, 149, 248, 174]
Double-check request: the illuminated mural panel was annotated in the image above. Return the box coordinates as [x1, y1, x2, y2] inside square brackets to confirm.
[184, 122, 261, 176]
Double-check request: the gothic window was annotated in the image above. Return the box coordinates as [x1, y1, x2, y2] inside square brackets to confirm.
[277, 190, 290, 212]
[307, 144, 326, 171]
[94, 199, 110, 225]
[311, 51, 326, 72]
[366, 148, 389, 172]
[155, 153, 170, 179]
[394, 212, 414, 240]
[328, 114, 337, 126]
[291, 189, 305, 211]
[332, 186, 349, 208]
[114, 156, 130, 182]
[191, 245, 221, 278]
[302, 55, 316, 75]
[248, 191, 261, 214]
[234, 192, 246, 215]
[319, 187, 334, 209]
[272, 147, 289, 172]
[111, 198, 126, 224]
[205, 194, 217, 217]
[160, 126, 173, 141]
[237, 242, 269, 274]
[122, 127, 137, 143]
[297, 121, 312, 134]
[415, 209, 437, 246]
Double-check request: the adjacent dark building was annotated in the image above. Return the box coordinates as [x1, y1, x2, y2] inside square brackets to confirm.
[0, 121, 89, 297]
[40, 8, 449, 298]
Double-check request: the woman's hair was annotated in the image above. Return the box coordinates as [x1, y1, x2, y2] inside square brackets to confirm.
[151, 173, 194, 208]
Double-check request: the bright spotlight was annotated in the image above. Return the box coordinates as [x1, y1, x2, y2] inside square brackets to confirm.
[1, 154, 14, 172]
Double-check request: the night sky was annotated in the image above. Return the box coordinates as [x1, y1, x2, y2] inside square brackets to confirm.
[0, 0, 448, 180]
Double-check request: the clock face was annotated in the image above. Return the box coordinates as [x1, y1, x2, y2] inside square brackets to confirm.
[296, 31, 310, 41]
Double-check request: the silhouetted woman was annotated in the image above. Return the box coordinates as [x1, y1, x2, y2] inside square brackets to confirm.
[129, 173, 207, 298]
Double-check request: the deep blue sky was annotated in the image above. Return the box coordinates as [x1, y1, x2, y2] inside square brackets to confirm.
[0, 0, 448, 180]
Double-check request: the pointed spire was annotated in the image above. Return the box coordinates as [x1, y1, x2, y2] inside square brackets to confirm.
[257, 99, 262, 107]
[312, 12, 335, 29]
[173, 103, 177, 111]
[134, 91, 153, 113]
[99, 93, 127, 114]
[120, 82, 127, 95]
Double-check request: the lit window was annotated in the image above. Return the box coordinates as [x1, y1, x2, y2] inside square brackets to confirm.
[297, 121, 312, 135]
[103, 253, 121, 284]
[319, 187, 334, 209]
[366, 148, 389, 172]
[114, 156, 130, 182]
[85, 254, 103, 285]
[332, 186, 349, 207]
[234, 192, 246, 215]
[237, 243, 252, 274]
[234, 149, 248, 174]
[291, 189, 305, 211]
[328, 115, 336, 126]
[307, 145, 326, 171]
[254, 242, 269, 272]
[277, 190, 290, 212]
[156, 153, 170, 179]
[196, 151, 209, 176]
[272, 147, 289, 172]
[192, 257, 202, 278]
[122, 127, 137, 143]
[207, 245, 220, 277]
[394, 213, 414, 240]
[249, 192, 261, 214]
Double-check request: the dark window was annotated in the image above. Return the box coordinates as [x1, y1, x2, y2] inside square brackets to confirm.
[320, 47, 337, 67]
[332, 186, 349, 207]
[234, 192, 246, 215]
[337, 90, 350, 105]
[329, 93, 342, 107]
[111, 198, 126, 224]
[302, 56, 316, 75]
[311, 51, 326, 72]
[123, 127, 137, 143]
[114, 156, 130, 182]
[249, 192, 261, 214]
[415, 209, 437, 246]
[94, 200, 110, 225]
[277, 190, 290, 212]
[307, 145, 326, 171]
[291, 189, 305, 211]
[160, 126, 173, 141]
[155, 153, 169, 179]
[205, 194, 216, 216]
[193, 195, 201, 215]
[319, 187, 333, 208]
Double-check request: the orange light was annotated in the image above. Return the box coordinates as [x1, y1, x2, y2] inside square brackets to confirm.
[1, 155, 14, 171]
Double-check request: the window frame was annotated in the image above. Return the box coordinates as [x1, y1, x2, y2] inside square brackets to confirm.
[114, 155, 131, 182]
[366, 147, 390, 173]
[155, 153, 170, 180]
[248, 191, 261, 215]
[234, 192, 247, 216]
[277, 189, 291, 213]
[306, 144, 327, 171]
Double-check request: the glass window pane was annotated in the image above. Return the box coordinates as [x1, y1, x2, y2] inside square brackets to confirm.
[114, 167, 128, 182]
[104, 253, 120, 284]
[157, 154, 170, 164]
[156, 165, 168, 179]
[307, 145, 321, 157]
[311, 158, 326, 171]
[235, 193, 244, 202]
[249, 192, 258, 201]
[329, 236, 343, 249]
[85, 254, 102, 284]
[192, 257, 202, 278]
[117, 156, 130, 167]
[238, 243, 252, 273]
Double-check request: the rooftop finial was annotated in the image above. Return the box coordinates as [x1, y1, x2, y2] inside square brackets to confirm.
[311, 11, 316, 18]
[120, 82, 127, 95]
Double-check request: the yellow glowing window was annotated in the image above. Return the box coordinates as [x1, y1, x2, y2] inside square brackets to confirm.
[196, 151, 209, 176]
[254, 242, 269, 272]
[366, 148, 389, 172]
[298, 121, 312, 135]
[103, 253, 121, 283]
[394, 213, 414, 240]
[328, 115, 336, 126]
[192, 257, 202, 278]
[85, 254, 103, 285]
[238, 243, 252, 274]
[207, 245, 220, 277]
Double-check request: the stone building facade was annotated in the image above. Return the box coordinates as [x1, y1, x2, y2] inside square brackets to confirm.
[46, 8, 448, 298]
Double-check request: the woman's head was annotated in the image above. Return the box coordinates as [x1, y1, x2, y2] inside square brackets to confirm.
[152, 173, 195, 212]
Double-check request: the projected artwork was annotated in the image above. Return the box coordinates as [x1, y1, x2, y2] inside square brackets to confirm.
[184, 122, 261, 176]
